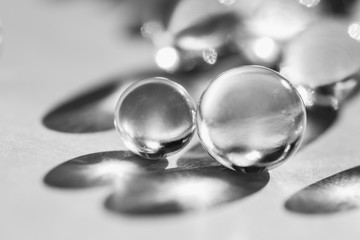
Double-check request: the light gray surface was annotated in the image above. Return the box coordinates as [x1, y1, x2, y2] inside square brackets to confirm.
[1, 1, 360, 239]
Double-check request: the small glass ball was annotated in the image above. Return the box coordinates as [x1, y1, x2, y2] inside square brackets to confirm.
[196, 66, 306, 173]
[114, 77, 196, 159]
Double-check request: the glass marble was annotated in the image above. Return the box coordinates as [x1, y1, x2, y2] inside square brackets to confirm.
[243, 0, 319, 42]
[230, 0, 319, 67]
[114, 77, 196, 159]
[280, 20, 360, 109]
[168, 0, 238, 51]
[196, 66, 306, 173]
[147, 0, 239, 72]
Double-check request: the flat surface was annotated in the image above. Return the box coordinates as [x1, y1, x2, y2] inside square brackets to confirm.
[1, 1, 360, 240]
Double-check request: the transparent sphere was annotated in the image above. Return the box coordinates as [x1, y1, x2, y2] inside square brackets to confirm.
[114, 77, 196, 159]
[196, 66, 306, 173]
[149, 0, 239, 72]
[281, 20, 360, 109]
[243, 0, 319, 42]
[281, 20, 360, 89]
[168, 0, 239, 52]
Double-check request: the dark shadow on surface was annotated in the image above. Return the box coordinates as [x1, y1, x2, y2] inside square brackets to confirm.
[42, 72, 159, 133]
[105, 166, 269, 215]
[176, 143, 222, 169]
[43, 81, 120, 133]
[301, 106, 338, 147]
[44, 151, 168, 189]
[105, 143, 269, 215]
[285, 165, 360, 214]
[295, 71, 360, 148]
[321, 0, 356, 16]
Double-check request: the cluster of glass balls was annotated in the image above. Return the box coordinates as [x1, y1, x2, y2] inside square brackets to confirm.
[114, 66, 307, 173]
[114, 0, 360, 173]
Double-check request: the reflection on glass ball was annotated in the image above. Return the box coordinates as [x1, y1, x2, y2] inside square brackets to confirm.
[196, 66, 306, 173]
[114, 77, 196, 159]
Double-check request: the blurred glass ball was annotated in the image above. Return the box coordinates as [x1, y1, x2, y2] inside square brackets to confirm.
[141, 0, 240, 72]
[281, 20, 360, 109]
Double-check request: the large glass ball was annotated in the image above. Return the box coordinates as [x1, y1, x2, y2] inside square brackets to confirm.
[196, 66, 306, 173]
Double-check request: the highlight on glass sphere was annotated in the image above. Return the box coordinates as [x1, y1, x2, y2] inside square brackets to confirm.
[114, 77, 196, 159]
[196, 65, 307, 173]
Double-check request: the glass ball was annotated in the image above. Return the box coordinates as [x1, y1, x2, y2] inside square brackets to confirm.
[281, 20, 360, 89]
[196, 66, 306, 173]
[280, 20, 360, 109]
[147, 0, 240, 72]
[114, 77, 196, 159]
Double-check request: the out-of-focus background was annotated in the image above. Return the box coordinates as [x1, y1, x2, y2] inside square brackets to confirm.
[2, 0, 360, 239]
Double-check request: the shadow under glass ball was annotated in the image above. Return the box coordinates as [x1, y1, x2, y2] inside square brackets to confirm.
[114, 77, 196, 159]
[196, 65, 307, 173]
